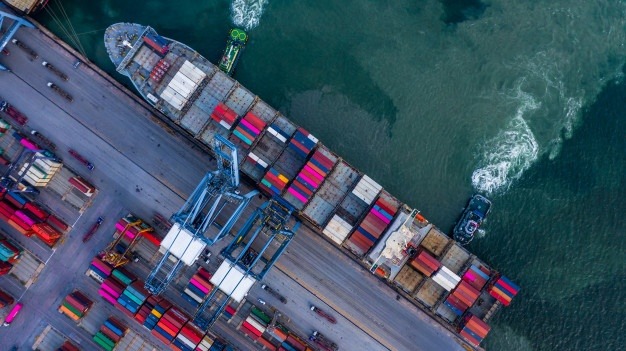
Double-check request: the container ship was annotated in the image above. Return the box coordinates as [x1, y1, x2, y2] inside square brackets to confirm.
[104, 23, 519, 348]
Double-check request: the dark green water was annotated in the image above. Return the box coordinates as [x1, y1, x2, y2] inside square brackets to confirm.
[36, 1, 626, 350]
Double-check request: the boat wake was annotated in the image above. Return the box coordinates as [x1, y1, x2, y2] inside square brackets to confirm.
[231, 0, 268, 31]
[471, 87, 540, 194]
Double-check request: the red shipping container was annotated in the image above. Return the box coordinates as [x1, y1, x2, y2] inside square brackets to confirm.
[47, 214, 68, 231]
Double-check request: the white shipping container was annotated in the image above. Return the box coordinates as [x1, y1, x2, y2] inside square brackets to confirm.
[184, 288, 204, 303]
[323, 215, 353, 245]
[23, 173, 49, 187]
[147, 93, 159, 104]
[169, 78, 192, 98]
[245, 316, 267, 333]
[176, 333, 197, 349]
[432, 266, 461, 291]
[352, 175, 382, 204]
[34, 158, 61, 173]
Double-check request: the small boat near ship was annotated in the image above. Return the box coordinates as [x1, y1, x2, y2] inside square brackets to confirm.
[453, 194, 492, 245]
[219, 28, 247, 76]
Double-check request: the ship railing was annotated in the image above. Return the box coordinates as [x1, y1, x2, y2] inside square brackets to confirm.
[116, 26, 152, 73]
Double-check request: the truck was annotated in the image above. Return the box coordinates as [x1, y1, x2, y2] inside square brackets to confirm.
[309, 331, 338, 351]
[11, 39, 38, 59]
[47, 82, 73, 102]
[261, 284, 287, 304]
[42, 61, 69, 81]
[310, 305, 337, 324]
[68, 149, 94, 171]
[30, 130, 56, 150]
[82, 217, 104, 243]
[0, 101, 27, 125]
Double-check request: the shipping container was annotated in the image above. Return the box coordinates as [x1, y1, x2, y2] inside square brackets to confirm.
[409, 250, 441, 277]
[303, 161, 361, 227]
[241, 115, 296, 181]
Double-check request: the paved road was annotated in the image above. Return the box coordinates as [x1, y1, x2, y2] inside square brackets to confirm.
[0, 22, 466, 351]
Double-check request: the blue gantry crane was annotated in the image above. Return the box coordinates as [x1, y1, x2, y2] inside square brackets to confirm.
[193, 196, 300, 329]
[144, 135, 257, 295]
[0, 6, 35, 72]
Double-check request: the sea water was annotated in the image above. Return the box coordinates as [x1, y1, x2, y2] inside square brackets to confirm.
[36, 1, 626, 350]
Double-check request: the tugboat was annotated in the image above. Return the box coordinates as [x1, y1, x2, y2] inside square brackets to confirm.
[219, 28, 248, 76]
[453, 195, 492, 245]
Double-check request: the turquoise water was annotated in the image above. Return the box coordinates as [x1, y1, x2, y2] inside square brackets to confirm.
[36, 1, 626, 350]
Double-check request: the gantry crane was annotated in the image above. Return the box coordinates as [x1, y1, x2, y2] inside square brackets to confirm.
[144, 135, 257, 295]
[101, 215, 153, 268]
[193, 196, 300, 329]
[1, 133, 59, 195]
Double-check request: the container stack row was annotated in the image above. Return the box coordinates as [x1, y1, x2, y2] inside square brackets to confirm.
[260, 127, 318, 197]
[58, 290, 92, 321]
[172, 321, 205, 351]
[68, 176, 96, 197]
[182, 267, 213, 306]
[0, 288, 14, 308]
[409, 250, 442, 277]
[283, 145, 338, 211]
[143, 297, 172, 330]
[151, 306, 189, 345]
[117, 280, 151, 317]
[457, 315, 491, 348]
[240, 306, 269, 342]
[488, 275, 519, 306]
[231, 111, 266, 147]
[210, 103, 238, 131]
[0, 190, 67, 246]
[19, 155, 63, 187]
[238, 306, 314, 351]
[98, 267, 136, 306]
[444, 281, 480, 317]
[93, 317, 127, 351]
[56, 340, 80, 351]
[344, 190, 399, 256]
[0, 236, 21, 273]
[87, 255, 113, 283]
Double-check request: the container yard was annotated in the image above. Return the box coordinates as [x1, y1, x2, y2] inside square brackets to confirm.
[0, 14, 521, 351]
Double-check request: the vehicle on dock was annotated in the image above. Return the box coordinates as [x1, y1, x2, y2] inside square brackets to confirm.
[30, 130, 56, 150]
[11, 39, 38, 59]
[309, 330, 338, 351]
[310, 305, 336, 324]
[2, 302, 23, 326]
[42, 61, 69, 81]
[47, 82, 73, 102]
[2, 48, 9, 56]
[453, 194, 492, 245]
[68, 149, 94, 171]
[82, 217, 104, 243]
[261, 283, 287, 304]
[0, 101, 27, 125]
[219, 28, 247, 75]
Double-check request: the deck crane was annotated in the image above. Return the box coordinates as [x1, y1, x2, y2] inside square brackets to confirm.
[144, 135, 257, 295]
[101, 215, 153, 268]
[193, 196, 300, 330]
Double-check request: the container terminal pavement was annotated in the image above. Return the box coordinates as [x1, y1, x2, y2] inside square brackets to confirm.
[0, 21, 473, 351]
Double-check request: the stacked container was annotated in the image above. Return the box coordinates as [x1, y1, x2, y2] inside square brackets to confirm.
[0, 288, 14, 308]
[172, 320, 205, 351]
[134, 294, 162, 325]
[117, 280, 151, 317]
[462, 265, 491, 291]
[0, 237, 21, 263]
[182, 267, 213, 306]
[265, 325, 288, 346]
[488, 275, 519, 306]
[152, 306, 189, 344]
[150, 59, 171, 83]
[87, 256, 113, 282]
[58, 290, 93, 321]
[0, 260, 11, 276]
[259, 167, 290, 196]
[93, 317, 127, 351]
[210, 103, 238, 130]
[284, 145, 338, 210]
[282, 334, 307, 351]
[458, 315, 491, 347]
[47, 214, 69, 232]
[345, 190, 400, 256]
[99, 275, 127, 305]
[196, 334, 215, 351]
[32, 222, 62, 246]
[232, 111, 266, 147]
[222, 305, 236, 320]
[240, 307, 269, 341]
[144, 298, 172, 330]
[68, 176, 96, 197]
[242, 116, 296, 181]
[444, 281, 480, 316]
[409, 250, 442, 277]
[57, 340, 80, 351]
[432, 266, 461, 292]
[19, 153, 63, 187]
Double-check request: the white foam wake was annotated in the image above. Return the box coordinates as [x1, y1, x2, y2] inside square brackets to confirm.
[472, 90, 540, 194]
[231, 0, 268, 31]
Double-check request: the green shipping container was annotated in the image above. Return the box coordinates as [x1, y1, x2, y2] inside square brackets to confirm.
[112, 270, 133, 285]
[62, 301, 84, 317]
[251, 307, 271, 324]
[93, 333, 114, 351]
